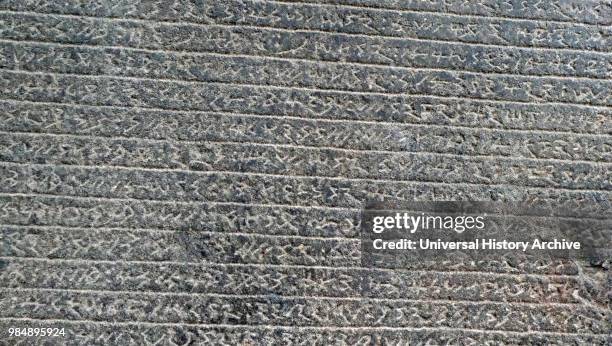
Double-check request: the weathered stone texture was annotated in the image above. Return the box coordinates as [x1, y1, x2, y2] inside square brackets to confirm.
[0, 0, 610, 344]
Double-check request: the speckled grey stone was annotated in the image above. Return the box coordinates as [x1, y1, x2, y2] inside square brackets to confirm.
[0, 0, 610, 345]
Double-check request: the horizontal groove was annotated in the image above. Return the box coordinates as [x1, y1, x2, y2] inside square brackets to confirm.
[0, 192, 358, 212]
[1, 192, 609, 221]
[2, 68, 611, 112]
[2, 159, 610, 194]
[0, 223, 357, 242]
[1, 37, 608, 82]
[1, 317, 606, 337]
[0, 287, 590, 309]
[1, 209, 607, 234]
[0, 256, 580, 280]
[1, 9, 610, 55]
[4, 129, 610, 167]
[2, 224, 608, 278]
[278, 0, 609, 26]
[3, 98, 610, 138]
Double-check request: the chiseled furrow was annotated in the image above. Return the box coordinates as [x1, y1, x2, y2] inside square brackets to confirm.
[0, 1, 609, 52]
[2, 108, 612, 164]
[3, 220, 608, 271]
[0, 196, 590, 275]
[0, 102, 612, 143]
[2, 17, 611, 81]
[1, 195, 606, 273]
[1, 289, 608, 333]
[1, 163, 610, 218]
[2, 42, 612, 107]
[0, 195, 361, 238]
[2, 133, 610, 190]
[283, 0, 612, 26]
[1, 71, 610, 138]
[2, 101, 610, 146]
[0, 257, 590, 304]
[0, 226, 360, 267]
[2, 320, 610, 346]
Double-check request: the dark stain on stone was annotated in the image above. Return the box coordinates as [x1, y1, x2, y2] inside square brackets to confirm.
[0, 259, 8, 272]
